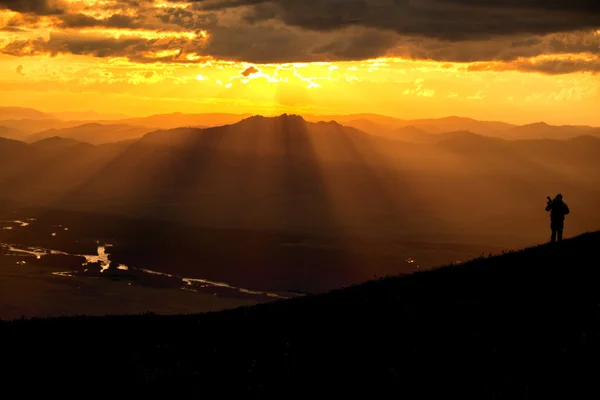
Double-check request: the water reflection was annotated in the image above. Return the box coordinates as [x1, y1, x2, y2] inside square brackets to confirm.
[7, 246, 45, 259]
[83, 244, 111, 272]
[52, 271, 76, 278]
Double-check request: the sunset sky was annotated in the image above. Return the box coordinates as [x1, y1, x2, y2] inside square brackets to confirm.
[0, 0, 599, 125]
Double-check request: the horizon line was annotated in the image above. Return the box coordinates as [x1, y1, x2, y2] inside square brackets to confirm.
[3, 106, 600, 128]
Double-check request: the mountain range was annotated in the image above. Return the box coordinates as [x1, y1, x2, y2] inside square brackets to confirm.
[1, 107, 600, 144]
[28, 123, 155, 145]
[0, 113, 598, 293]
[0, 114, 598, 240]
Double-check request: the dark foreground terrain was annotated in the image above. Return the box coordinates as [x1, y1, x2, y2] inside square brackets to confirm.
[1, 232, 600, 397]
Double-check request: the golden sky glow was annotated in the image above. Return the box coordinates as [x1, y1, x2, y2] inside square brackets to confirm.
[0, 1, 599, 125]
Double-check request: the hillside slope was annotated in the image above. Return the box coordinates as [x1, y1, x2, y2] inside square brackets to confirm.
[2, 232, 600, 396]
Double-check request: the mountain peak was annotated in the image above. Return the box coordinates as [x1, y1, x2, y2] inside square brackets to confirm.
[442, 116, 477, 122]
[526, 122, 550, 127]
[240, 114, 307, 125]
[275, 113, 306, 123]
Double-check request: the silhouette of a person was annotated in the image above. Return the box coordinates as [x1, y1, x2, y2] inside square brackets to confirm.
[545, 194, 570, 243]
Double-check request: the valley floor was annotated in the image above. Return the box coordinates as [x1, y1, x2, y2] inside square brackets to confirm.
[0, 206, 511, 320]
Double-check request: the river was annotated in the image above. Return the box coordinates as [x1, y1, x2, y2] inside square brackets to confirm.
[1, 218, 292, 301]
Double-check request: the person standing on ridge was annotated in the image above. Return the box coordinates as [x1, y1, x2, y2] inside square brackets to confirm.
[545, 194, 570, 243]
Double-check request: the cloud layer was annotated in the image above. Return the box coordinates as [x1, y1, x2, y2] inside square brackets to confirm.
[0, 0, 599, 73]
[192, 0, 600, 40]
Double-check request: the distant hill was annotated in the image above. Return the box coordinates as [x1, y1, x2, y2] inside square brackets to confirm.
[503, 122, 600, 140]
[308, 114, 600, 141]
[309, 115, 517, 138]
[2, 108, 599, 141]
[305, 113, 406, 127]
[436, 130, 505, 147]
[339, 122, 469, 144]
[2, 231, 600, 397]
[50, 111, 129, 121]
[0, 119, 83, 135]
[113, 112, 251, 130]
[338, 118, 393, 137]
[0, 107, 54, 120]
[0, 137, 29, 161]
[0, 125, 26, 141]
[392, 125, 436, 143]
[29, 123, 155, 145]
[391, 127, 491, 144]
[399, 116, 516, 135]
[0, 110, 246, 135]
[30, 137, 92, 151]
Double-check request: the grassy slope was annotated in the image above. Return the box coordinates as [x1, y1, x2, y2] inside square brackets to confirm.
[2, 232, 600, 396]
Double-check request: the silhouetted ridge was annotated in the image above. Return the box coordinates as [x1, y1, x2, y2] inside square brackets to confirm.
[0, 125, 26, 140]
[237, 113, 307, 127]
[526, 122, 550, 128]
[569, 135, 600, 143]
[28, 123, 154, 145]
[31, 136, 90, 151]
[436, 131, 505, 149]
[0, 136, 29, 150]
[140, 114, 369, 147]
[437, 130, 485, 141]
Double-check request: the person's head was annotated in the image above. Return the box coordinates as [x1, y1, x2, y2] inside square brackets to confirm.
[555, 193, 563, 201]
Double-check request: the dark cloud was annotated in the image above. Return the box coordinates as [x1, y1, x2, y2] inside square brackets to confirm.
[190, 0, 268, 11]
[0, 26, 27, 32]
[1, 38, 46, 56]
[312, 29, 398, 60]
[0, 0, 66, 15]
[155, 6, 219, 30]
[1, 33, 147, 58]
[199, 24, 320, 63]
[181, 0, 600, 40]
[468, 57, 600, 75]
[389, 30, 600, 63]
[241, 65, 259, 76]
[0, 31, 211, 63]
[1, 0, 599, 74]
[58, 13, 140, 29]
[445, 0, 600, 13]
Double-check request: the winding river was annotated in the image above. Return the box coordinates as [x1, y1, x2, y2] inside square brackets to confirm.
[1, 219, 291, 300]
